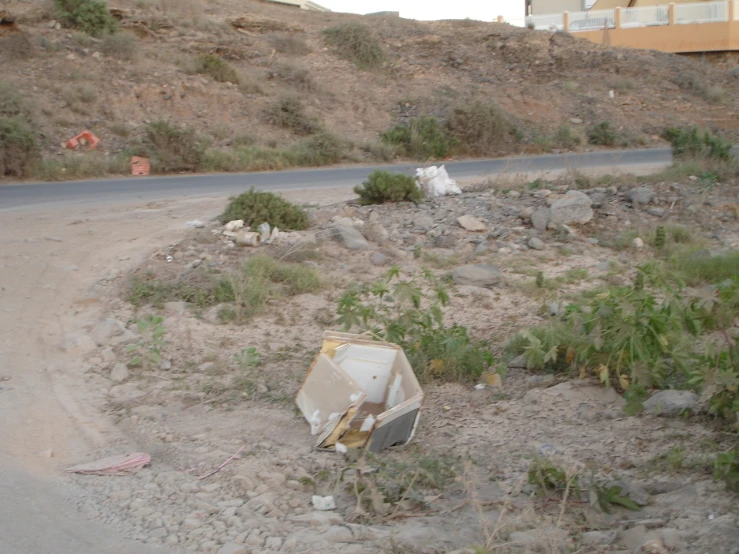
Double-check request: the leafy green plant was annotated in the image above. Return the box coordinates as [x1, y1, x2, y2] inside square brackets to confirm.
[0, 117, 39, 178]
[592, 485, 641, 513]
[654, 226, 666, 250]
[553, 123, 584, 150]
[354, 170, 423, 205]
[263, 94, 319, 136]
[127, 315, 166, 369]
[195, 54, 239, 84]
[322, 22, 385, 70]
[142, 120, 207, 172]
[668, 126, 733, 162]
[381, 116, 457, 160]
[690, 335, 738, 424]
[527, 456, 579, 497]
[535, 271, 544, 289]
[712, 449, 738, 493]
[54, 0, 119, 37]
[336, 268, 494, 382]
[220, 188, 309, 229]
[588, 121, 616, 146]
[235, 346, 261, 369]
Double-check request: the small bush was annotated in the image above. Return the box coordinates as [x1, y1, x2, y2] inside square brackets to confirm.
[110, 122, 131, 137]
[263, 94, 319, 136]
[31, 151, 130, 181]
[671, 250, 739, 286]
[608, 77, 634, 94]
[195, 54, 239, 84]
[101, 31, 137, 60]
[704, 86, 724, 103]
[354, 170, 422, 205]
[589, 121, 616, 146]
[143, 120, 207, 172]
[668, 126, 733, 162]
[0, 81, 34, 123]
[220, 188, 309, 230]
[446, 100, 516, 155]
[291, 130, 348, 166]
[0, 117, 40, 178]
[238, 73, 265, 95]
[273, 63, 316, 92]
[271, 33, 311, 55]
[54, 0, 119, 37]
[553, 124, 584, 150]
[382, 115, 456, 160]
[322, 22, 385, 70]
[336, 269, 494, 383]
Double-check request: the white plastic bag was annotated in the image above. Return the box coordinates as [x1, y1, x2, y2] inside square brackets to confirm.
[415, 165, 462, 199]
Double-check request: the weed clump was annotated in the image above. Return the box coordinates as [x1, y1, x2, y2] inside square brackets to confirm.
[381, 115, 456, 160]
[264, 95, 320, 136]
[195, 54, 239, 83]
[0, 117, 40, 177]
[666, 126, 733, 162]
[291, 131, 348, 166]
[142, 120, 207, 172]
[271, 34, 311, 55]
[446, 100, 516, 155]
[588, 121, 616, 146]
[101, 31, 137, 60]
[336, 268, 494, 383]
[220, 188, 309, 230]
[322, 22, 385, 70]
[354, 170, 423, 205]
[54, 0, 119, 37]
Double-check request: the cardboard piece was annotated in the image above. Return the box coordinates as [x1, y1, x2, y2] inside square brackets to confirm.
[296, 332, 424, 453]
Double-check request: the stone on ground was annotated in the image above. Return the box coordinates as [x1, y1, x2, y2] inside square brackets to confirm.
[451, 264, 501, 288]
[548, 190, 594, 226]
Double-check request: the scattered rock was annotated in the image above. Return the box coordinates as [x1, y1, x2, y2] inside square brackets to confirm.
[548, 191, 594, 226]
[643, 390, 698, 417]
[633, 237, 645, 250]
[618, 525, 647, 551]
[531, 207, 551, 232]
[363, 223, 389, 243]
[526, 375, 555, 388]
[370, 251, 389, 266]
[475, 240, 490, 254]
[332, 226, 370, 250]
[60, 333, 97, 355]
[528, 237, 545, 250]
[101, 347, 116, 363]
[110, 363, 130, 383]
[581, 531, 610, 546]
[90, 318, 134, 346]
[629, 187, 655, 205]
[434, 235, 457, 249]
[520, 206, 535, 220]
[457, 215, 487, 231]
[217, 543, 247, 554]
[452, 264, 501, 288]
[608, 479, 650, 506]
[507, 355, 528, 369]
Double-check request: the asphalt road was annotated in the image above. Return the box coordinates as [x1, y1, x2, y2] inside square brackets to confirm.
[0, 148, 679, 210]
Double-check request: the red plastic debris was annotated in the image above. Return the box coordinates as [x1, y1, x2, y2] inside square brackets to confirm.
[66, 130, 100, 150]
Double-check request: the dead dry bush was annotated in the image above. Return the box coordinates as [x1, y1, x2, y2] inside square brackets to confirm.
[271, 33, 311, 55]
[447, 100, 518, 155]
[101, 31, 137, 60]
[263, 94, 320, 136]
[271, 63, 316, 92]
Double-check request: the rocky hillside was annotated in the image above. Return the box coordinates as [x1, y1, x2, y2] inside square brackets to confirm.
[1, 0, 738, 179]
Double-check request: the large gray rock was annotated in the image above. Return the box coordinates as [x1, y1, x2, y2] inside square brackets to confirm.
[370, 251, 389, 266]
[457, 215, 487, 232]
[643, 390, 698, 417]
[110, 363, 130, 383]
[332, 225, 370, 250]
[548, 190, 594, 226]
[629, 187, 655, 205]
[90, 318, 134, 346]
[528, 237, 545, 250]
[531, 207, 551, 232]
[363, 223, 389, 243]
[452, 264, 501, 288]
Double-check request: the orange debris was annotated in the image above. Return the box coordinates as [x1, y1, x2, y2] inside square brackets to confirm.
[65, 130, 100, 151]
[131, 156, 151, 176]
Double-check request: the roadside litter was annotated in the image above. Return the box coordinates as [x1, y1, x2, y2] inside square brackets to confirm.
[296, 332, 423, 453]
[311, 495, 337, 511]
[416, 165, 462, 199]
[64, 130, 100, 151]
[220, 220, 303, 247]
[65, 452, 151, 476]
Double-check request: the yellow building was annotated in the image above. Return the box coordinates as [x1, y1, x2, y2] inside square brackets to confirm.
[593, 0, 714, 8]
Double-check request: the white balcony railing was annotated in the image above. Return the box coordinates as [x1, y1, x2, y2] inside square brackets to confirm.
[568, 8, 616, 31]
[523, 13, 564, 31]
[621, 5, 670, 28]
[517, 0, 735, 32]
[675, 1, 729, 23]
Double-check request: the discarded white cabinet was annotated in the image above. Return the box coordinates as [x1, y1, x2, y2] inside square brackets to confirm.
[296, 332, 424, 453]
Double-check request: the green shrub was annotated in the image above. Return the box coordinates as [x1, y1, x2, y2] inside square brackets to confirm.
[446, 100, 516, 155]
[672, 251, 739, 286]
[220, 188, 309, 229]
[101, 31, 137, 60]
[712, 450, 739, 493]
[553, 124, 584, 150]
[291, 130, 348, 166]
[31, 152, 130, 181]
[589, 121, 616, 146]
[690, 336, 738, 424]
[322, 22, 385, 70]
[668, 126, 733, 162]
[195, 54, 239, 84]
[336, 269, 494, 383]
[0, 117, 40, 178]
[54, 0, 118, 37]
[381, 115, 456, 160]
[143, 120, 207, 172]
[354, 170, 423, 205]
[263, 94, 319, 136]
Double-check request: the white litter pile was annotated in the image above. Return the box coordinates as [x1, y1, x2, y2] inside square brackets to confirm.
[218, 220, 306, 247]
[415, 165, 462, 199]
